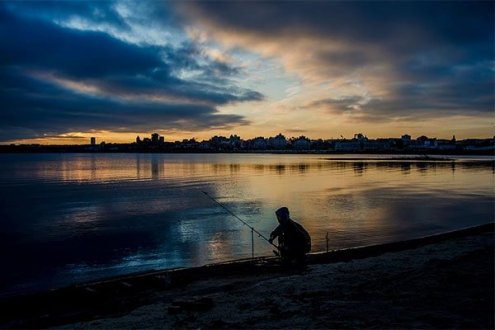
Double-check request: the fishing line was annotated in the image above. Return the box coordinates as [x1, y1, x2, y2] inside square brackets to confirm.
[202, 191, 278, 249]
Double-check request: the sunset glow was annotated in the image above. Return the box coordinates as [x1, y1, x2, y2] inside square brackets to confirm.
[1, 1, 493, 144]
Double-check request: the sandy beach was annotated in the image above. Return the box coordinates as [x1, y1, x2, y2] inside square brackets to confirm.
[1, 224, 493, 329]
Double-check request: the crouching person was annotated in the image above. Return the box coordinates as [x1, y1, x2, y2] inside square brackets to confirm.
[268, 207, 311, 265]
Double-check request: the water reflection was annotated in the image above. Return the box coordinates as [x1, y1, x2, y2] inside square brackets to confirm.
[353, 162, 368, 175]
[271, 164, 285, 175]
[90, 155, 97, 181]
[0, 154, 493, 297]
[252, 160, 495, 177]
[151, 155, 165, 180]
[136, 154, 142, 179]
[151, 156, 159, 179]
[298, 163, 309, 173]
[13, 154, 494, 183]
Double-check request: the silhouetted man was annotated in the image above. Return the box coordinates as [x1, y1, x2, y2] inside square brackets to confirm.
[268, 207, 311, 265]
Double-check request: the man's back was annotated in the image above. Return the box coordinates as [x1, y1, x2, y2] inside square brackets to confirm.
[283, 219, 311, 252]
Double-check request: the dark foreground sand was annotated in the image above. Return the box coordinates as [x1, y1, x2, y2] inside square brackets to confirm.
[2, 225, 493, 329]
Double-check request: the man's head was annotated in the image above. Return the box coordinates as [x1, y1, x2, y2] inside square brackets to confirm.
[276, 207, 290, 224]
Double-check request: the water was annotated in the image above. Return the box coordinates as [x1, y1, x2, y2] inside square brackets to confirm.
[0, 153, 493, 297]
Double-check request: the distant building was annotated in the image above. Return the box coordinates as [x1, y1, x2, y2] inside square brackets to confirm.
[181, 138, 199, 149]
[438, 144, 456, 151]
[364, 140, 391, 151]
[334, 140, 360, 152]
[229, 135, 242, 148]
[293, 136, 311, 150]
[401, 134, 412, 145]
[208, 136, 230, 149]
[252, 137, 267, 149]
[424, 138, 438, 148]
[409, 135, 439, 149]
[159, 136, 165, 144]
[417, 135, 429, 144]
[151, 133, 159, 145]
[136, 136, 141, 144]
[90, 137, 96, 146]
[199, 141, 210, 149]
[354, 133, 367, 141]
[268, 133, 287, 149]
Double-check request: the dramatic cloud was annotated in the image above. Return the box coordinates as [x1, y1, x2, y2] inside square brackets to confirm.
[0, 2, 262, 142]
[179, 1, 494, 124]
[0, 1, 493, 142]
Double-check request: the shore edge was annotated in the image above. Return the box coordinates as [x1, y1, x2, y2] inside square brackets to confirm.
[1, 223, 493, 328]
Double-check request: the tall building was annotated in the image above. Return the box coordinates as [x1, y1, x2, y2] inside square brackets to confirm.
[151, 133, 159, 145]
[90, 137, 96, 146]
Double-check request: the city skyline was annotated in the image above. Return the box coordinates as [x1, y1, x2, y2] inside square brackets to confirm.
[1, 1, 493, 145]
[7, 130, 495, 147]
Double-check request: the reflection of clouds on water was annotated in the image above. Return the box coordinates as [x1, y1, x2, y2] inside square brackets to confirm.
[12, 153, 494, 184]
[309, 184, 494, 251]
[0, 154, 493, 297]
[177, 218, 203, 244]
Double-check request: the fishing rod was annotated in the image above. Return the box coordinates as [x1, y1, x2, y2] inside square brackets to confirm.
[202, 191, 278, 249]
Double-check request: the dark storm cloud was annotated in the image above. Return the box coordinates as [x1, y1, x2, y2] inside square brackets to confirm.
[0, 4, 262, 142]
[1, 8, 162, 78]
[183, 1, 494, 121]
[0, 68, 248, 141]
[184, 1, 492, 51]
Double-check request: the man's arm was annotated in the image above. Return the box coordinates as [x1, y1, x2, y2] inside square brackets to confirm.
[269, 224, 282, 243]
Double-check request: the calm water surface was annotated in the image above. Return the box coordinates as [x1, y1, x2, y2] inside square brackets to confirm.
[0, 153, 493, 297]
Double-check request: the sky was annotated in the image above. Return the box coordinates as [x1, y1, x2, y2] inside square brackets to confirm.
[0, 1, 493, 144]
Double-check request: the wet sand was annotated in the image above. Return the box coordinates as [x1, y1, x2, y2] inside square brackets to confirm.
[2, 224, 493, 329]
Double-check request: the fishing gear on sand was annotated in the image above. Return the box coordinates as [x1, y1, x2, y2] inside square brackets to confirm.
[202, 191, 278, 251]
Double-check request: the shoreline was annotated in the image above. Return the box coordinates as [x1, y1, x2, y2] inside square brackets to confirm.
[1, 223, 493, 329]
[1, 147, 495, 156]
[1, 152, 495, 158]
